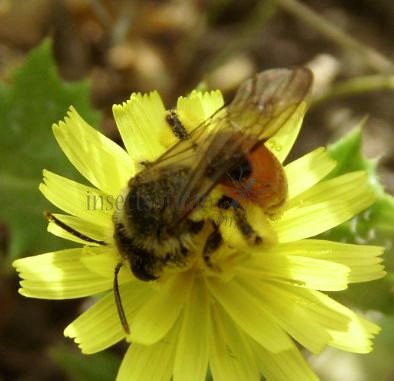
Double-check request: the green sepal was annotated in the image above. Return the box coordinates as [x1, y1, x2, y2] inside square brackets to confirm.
[321, 121, 394, 313]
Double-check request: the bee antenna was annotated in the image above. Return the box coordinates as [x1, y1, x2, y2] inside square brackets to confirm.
[44, 211, 107, 246]
[114, 262, 130, 334]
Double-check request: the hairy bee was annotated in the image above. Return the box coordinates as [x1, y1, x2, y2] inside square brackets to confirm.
[114, 67, 312, 279]
[48, 68, 313, 333]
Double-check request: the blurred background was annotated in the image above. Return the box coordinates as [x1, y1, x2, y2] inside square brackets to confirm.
[0, 0, 393, 380]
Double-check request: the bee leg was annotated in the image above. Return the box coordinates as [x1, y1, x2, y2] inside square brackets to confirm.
[234, 206, 263, 245]
[114, 262, 130, 334]
[166, 109, 189, 140]
[203, 224, 223, 267]
[217, 196, 262, 245]
[185, 219, 205, 235]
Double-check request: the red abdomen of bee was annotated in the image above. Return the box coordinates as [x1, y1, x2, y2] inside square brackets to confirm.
[221, 142, 288, 215]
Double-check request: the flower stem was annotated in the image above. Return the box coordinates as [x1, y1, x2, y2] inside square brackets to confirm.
[311, 74, 394, 106]
[273, 0, 394, 73]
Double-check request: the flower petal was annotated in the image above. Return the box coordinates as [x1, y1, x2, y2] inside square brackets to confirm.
[253, 342, 320, 381]
[209, 303, 261, 381]
[13, 249, 111, 299]
[242, 253, 350, 291]
[274, 174, 376, 242]
[286, 171, 371, 210]
[154, 90, 224, 154]
[80, 246, 130, 281]
[117, 324, 178, 381]
[284, 147, 336, 199]
[206, 277, 293, 353]
[64, 292, 122, 354]
[267, 284, 350, 331]
[176, 90, 224, 131]
[268, 239, 385, 283]
[309, 291, 381, 353]
[64, 281, 153, 354]
[173, 277, 210, 381]
[40, 170, 113, 228]
[129, 271, 194, 345]
[47, 214, 110, 245]
[113, 91, 168, 162]
[236, 275, 333, 354]
[265, 102, 307, 163]
[53, 107, 134, 194]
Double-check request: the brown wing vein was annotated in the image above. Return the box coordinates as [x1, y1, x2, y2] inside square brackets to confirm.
[146, 67, 313, 227]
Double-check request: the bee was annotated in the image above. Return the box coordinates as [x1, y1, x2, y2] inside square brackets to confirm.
[47, 68, 313, 333]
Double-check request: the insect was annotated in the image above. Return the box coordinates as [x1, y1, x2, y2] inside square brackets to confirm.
[47, 68, 313, 333]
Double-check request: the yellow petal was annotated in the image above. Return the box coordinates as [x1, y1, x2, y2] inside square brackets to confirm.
[64, 281, 153, 354]
[269, 239, 385, 283]
[80, 246, 131, 282]
[265, 102, 307, 163]
[13, 249, 111, 299]
[285, 147, 336, 199]
[274, 196, 375, 243]
[242, 252, 350, 291]
[158, 90, 223, 149]
[209, 303, 261, 381]
[113, 91, 167, 162]
[286, 171, 371, 210]
[198, 90, 225, 120]
[53, 107, 135, 197]
[236, 276, 332, 354]
[273, 284, 350, 331]
[64, 292, 123, 354]
[330, 314, 380, 353]
[53, 107, 134, 194]
[206, 277, 293, 353]
[309, 290, 381, 353]
[117, 324, 179, 381]
[253, 342, 320, 381]
[129, 272, 194, 345]
[40, 170, 113, 228]
[173, 277, 209, 381]
[47, 214, 110, 245]
[176, 90, 224, 131]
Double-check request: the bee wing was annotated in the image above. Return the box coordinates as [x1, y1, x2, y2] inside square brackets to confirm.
[153, 67, 313, 225]
[229, 67, 313, 139]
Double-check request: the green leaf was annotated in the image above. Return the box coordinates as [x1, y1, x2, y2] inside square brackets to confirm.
[51, 345, 120, 381]
[320, 122, 394, 313]
[0, 40, 100, 264]
[325, 120, 381, 187]
[323, 122, 394, 248]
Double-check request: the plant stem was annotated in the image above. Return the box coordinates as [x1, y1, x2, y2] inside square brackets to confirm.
[273, 0, 394, 73]
[311, 74, 394, 106]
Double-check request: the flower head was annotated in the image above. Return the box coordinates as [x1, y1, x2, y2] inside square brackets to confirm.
[14, 71, 385, 381]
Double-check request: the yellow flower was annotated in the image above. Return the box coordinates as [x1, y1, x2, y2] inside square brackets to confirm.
[14, 86, 385, 381]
